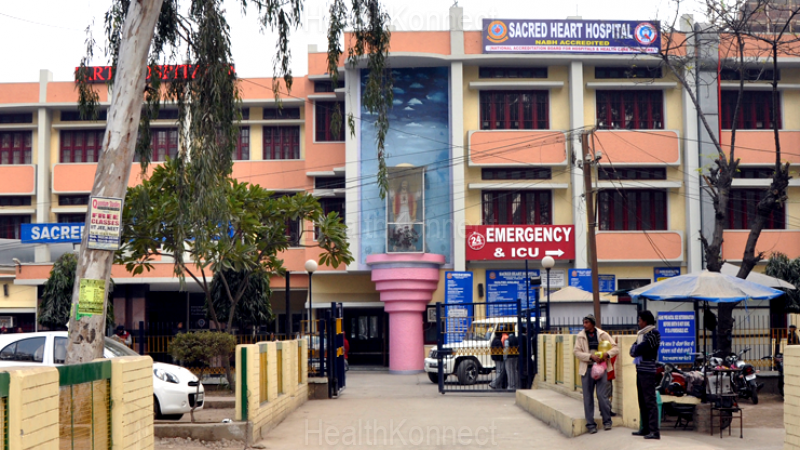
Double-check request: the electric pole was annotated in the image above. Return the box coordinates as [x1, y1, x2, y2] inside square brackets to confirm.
[582, 131, 602, 326]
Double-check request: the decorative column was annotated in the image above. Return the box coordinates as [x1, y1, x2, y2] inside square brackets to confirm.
[367, 253, 445, 373]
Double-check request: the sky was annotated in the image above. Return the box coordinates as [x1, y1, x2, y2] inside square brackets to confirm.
[0, 0, 707, 83]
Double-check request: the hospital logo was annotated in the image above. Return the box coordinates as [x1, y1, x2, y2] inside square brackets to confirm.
[467, 231, 486, 251]
[634, 23, 658, 46]
[486, 21, 509, 44]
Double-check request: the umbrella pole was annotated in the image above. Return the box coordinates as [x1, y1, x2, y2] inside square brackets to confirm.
[703, 301, 707, 356]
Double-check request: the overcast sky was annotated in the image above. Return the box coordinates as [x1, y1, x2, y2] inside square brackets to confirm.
[0, 0, 707, 83]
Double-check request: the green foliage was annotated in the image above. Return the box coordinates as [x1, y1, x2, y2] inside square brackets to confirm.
[766, 252, 800, 313]
[119, 159, 352, 328]
[210, 269, 273, 328]
[38, 253, 114, 329]
[169, 331, 236, 366]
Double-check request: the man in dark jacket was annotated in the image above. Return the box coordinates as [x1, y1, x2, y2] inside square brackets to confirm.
[489, 332, 506, 389]
[504, 332, 520, 390]
[630, 310, 661, 440]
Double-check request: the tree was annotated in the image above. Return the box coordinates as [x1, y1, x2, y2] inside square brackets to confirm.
[766, 252, 800, 313]
[655, 0, 798, 354]
[169, 331, 236, 422]
[67, 0, 392, 363]
[119, 159, 351, 385]
[210, 269, 273, 333]
[39, 253, 114, 330]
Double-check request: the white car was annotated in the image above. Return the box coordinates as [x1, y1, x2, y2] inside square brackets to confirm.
[424, 318, 534, 385]
[0, 331, 203, 420]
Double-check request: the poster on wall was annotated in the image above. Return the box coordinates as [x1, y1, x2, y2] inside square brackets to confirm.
[568, 269, 616, 293]
[386, 167, 425, 253]
[445, 271, 474, 344]
[482, 19, 661, 54]
[655, 267, 681, 282]
[485, 270, 539, 316]
[87, 197, 123, 251]
[658, 312, 696, 363]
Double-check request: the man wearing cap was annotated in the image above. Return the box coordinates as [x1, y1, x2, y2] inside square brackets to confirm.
[574, 314, 619, 434]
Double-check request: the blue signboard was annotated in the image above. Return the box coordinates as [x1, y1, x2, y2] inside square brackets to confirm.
[486, 270, 539, 316]
[569, 269, 615, 293]
[655, 267, 681, 281]
[658, 312, 696, 363]
[482, 19, 661, 55]
[445, 272, 474, 344]
[21, 223, 84, 244]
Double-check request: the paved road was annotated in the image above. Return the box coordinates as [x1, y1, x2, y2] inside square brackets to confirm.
[255, 372, 785, 450]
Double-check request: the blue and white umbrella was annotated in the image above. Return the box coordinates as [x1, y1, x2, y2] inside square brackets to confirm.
[629, 270, 784, 303]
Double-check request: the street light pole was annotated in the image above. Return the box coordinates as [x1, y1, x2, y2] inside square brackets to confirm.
[305, 260, 318, 335]
[542, 256, 555, 332]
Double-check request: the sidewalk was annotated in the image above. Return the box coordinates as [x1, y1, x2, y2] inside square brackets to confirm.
[156, 372, 785, 449]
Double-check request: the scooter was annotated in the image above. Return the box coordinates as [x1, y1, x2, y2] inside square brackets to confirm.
[725, 347, 762, 404]
[762, 353, 784, 399]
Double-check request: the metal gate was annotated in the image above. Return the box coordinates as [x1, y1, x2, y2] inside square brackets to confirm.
[434, 300, 539, 394]
[326, 302, 346, 398]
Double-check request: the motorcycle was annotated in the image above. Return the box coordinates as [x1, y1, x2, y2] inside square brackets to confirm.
[762, 353, 784, 399]
[724, 347, 762, 404]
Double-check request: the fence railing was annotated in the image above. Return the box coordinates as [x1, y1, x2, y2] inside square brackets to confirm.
[57, 360, 112, 450]
[259, 345, 268, 404]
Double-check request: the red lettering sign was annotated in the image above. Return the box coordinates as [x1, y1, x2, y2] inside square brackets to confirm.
[465, 225, 576, 261]
[76, 64, 236, 84]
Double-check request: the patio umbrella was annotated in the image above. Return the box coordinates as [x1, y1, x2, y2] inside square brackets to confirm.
[629, 270, 784, 303]
[720, 263, 796, 290]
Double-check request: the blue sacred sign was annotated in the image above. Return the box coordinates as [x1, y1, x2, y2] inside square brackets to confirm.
[654, 267, 681, 281]
[21, 223, 84, 244]
[445, 271, 474, 344]
[483, 19, 661, 54]
[569, 269, 615, 293]
[658, 312, 696, 363]
[486, 270, 539, 316]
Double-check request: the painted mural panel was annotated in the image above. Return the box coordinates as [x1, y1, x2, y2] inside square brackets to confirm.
[360, 67, 452, 264]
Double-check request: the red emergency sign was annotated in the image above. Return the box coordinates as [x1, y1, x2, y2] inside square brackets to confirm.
[465, 225, 575, 261]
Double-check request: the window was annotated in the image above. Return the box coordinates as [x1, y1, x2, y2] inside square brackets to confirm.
[61, 110, 108, 121]
[234, 128, 250, 160]
[0, 131, 32, 165]
[273, 194, 302, 247]
[482, 191, 552, 225]
[596, 90, 664, 130]
[480, 91, 549, 130]
[59, 195, 89, 206]
[0, 338, 45, 362]
[315, 101, 345, 142]
[595, 66, 662, 79]
[598, 167, 666, 180]
[735, 167, 774, 179]
[54, 337, 67, 364]
[598, 190, 667, 231]
[0, 215, 30, 239]
[60, 130, 104, 163]
[315, 177, 345, 189]
[263, 127, 300, 160]
[316, 198, 346, 238]
[720, 68, 778, 81]
[263, 108, 300, 120]
[721, 91, 781, 130]
[58, 214, 86, 224]
[0, 113, 32, 124]
[0, 197, 31, 206]
[727, 189, 785, 230]
[240, 108, 250, 121]
[150, 129, 179, 161]
[481, 168, 551, 180]
[479, 67, 548, 79]
[314, 79, 345, 92]
[151, 109, 180, 120]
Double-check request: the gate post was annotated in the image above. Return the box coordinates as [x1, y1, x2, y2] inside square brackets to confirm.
[517, 298, 524, 390]
[436, 302, 444, 394]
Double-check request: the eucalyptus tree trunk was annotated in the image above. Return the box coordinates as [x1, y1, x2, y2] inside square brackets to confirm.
[66, 0, 164, 364]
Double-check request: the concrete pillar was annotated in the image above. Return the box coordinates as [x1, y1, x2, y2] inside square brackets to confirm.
[367, 253, 445, 373]
[568, 61, 588, 268]
[681, 15, 703, 274]
[344, 61, 362, 270]
[35, 69, 53, 263]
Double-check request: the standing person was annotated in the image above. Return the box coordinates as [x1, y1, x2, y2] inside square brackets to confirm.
[630, 310, 661, 440]
[489, 332, 506, 389]
[574, 314, 619, 434]
[172, 322, 185, 335]
[788, 325, 799, 345]
[505, 331, 520, 390]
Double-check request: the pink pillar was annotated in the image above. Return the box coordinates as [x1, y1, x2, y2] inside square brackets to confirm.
[367, 253, 445, 374]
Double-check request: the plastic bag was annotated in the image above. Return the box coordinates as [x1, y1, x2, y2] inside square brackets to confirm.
[591, 361, 607, 380]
